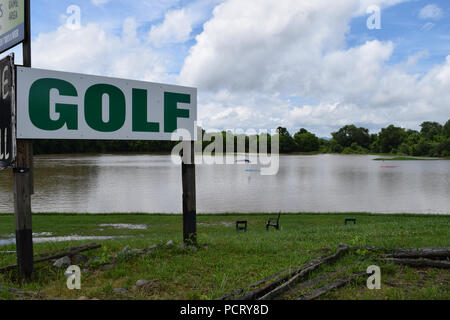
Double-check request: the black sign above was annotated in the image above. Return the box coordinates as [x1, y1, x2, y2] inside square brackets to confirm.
[0, 54, 14, 169]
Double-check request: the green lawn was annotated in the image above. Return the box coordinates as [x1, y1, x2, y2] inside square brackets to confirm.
[0, 212, 449, 300]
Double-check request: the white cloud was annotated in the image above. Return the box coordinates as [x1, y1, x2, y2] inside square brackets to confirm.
[148, 0, 222, 47]
[148, 9, 195, 47]
[180, 0, 355, 92]
[355, 0, 411, 16]
[180, 0, 450, 134]
[29, 0, 220, 83]
[32, 21, 172, 84]
[419, 4, 443, 20]
[91, 0, 111, 6]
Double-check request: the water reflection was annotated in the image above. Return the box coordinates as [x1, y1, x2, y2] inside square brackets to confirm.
[0, 154, 449, 214]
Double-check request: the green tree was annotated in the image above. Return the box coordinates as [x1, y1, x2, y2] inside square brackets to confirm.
[370, 140, 380, 153]
[406, 130, 421, 145]
[443, 119, 450, 138]
[398, 143, 410, 155]
[331, 125, 371, 149]
[318, 138, 331, 153]
[293, 129, 319, 152]
[276, 127, 297, 153]
[411, 137, 433, 156]
[437, 139, 450, 157]
[377, 125, 407, 154]
[420, 121, 443, 141]
[369, 133, 378, 145]
[329, 139, 343, 153]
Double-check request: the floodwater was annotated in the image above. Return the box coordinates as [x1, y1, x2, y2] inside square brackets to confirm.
[0, 235, 132, 246]
[0, 154, 449, 214]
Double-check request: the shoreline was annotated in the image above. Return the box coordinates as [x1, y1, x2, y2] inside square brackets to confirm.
[0, 211, 449, 217]
[28, 151, 450, 159]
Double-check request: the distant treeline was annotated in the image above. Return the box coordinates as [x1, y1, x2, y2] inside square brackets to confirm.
[33, 140, 178, 155]
[276, 120, 450, 157]
[33, 119, 450, 157]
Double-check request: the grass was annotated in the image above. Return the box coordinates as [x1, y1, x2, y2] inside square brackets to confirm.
[0, 212, 449, 300]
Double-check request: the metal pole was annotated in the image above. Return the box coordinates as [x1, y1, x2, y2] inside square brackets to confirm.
[14, 0, 34, 281]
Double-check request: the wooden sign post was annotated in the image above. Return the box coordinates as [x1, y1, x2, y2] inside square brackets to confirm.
[14, 0, 34, 281]
[182, 141, 197, 245]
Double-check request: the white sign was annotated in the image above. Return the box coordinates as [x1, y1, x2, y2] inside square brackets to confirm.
[16, 67, 197, 141]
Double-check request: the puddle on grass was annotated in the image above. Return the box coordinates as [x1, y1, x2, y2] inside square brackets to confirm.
[99, 224, 148, 230]
[34, 232, 54, 237]
[0, 235, 132, 246]
[0, 232, 54, 238]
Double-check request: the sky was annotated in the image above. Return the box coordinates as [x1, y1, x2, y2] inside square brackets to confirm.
[2, 0, 450, 137]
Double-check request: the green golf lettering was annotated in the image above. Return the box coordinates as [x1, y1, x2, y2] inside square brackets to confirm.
[85, 84, 126, 132]
[132, 88, 159, 132]
[29, 78, 78, 131]
[164, 92, 190, 133]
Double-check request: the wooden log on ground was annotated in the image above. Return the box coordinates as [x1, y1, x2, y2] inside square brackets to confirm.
[33, 243, 102, 262]
[279, 266, 350, 299]
[378, 258, 450, 269]
[296, 272, 366, 300]
[382, 247, 450, 260]
[258, 244, 350, 300]
[221, 246, 449, 300]
[218, 267, 291, 300]
[219, 253, 332, 300]
[353, 246, 450, 259]
[0, 285, 59, 300]
[229, 254, 333, 300]
[220, 244, 349, 300]
[0, 243, 101, 273]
